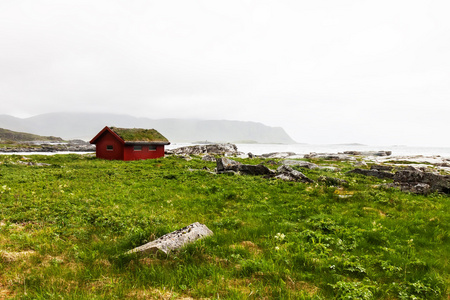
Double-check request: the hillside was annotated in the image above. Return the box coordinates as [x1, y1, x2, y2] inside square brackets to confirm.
[0, 128, 63, 143]
[0, 113, 297, 144]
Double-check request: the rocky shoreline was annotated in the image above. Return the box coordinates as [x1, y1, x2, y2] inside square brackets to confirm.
[3, 142, 450, 195]
[168, 143, 450, 195]
[0, 140, 95, 153]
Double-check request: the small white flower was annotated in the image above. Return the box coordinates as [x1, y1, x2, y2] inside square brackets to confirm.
[274, 233, 285, 240]
[275, 246, 280, 251]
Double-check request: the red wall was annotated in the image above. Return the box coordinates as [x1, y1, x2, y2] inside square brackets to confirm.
[95, 131, 124, 160]
[123, 145, 165, 161]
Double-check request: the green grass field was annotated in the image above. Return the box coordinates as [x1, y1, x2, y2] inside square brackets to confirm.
[0, 154, 448, 299]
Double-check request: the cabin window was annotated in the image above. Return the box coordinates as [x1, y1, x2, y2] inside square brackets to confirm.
[149, 145, 157, 151]
[106, 145, 113, 151]
[134, 145, 142, 151]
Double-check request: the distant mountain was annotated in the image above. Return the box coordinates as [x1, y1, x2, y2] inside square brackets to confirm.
[0, 127, 63, 142]
[0, 113, 296, 144]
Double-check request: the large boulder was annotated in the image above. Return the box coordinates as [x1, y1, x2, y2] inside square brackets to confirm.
[276, 165, 314, 183]
[237, 164, 275, 176]
[394, 170, 450, 194]
[216, 157, 274, 175]
[127, 222, 213, 255]
[216, 157, 242, 172]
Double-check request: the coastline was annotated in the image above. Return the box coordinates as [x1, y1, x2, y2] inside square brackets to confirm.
[2, 142, 450, 158]
[167, 143, 450, 158]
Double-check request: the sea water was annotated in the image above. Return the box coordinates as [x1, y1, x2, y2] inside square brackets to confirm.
[3, 144, 450, 158]
[167, 143, 450, 158]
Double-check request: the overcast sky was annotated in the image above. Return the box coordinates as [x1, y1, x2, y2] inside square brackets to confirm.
[1, 0, 449, 146]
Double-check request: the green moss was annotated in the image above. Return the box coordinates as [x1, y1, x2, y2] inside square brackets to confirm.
[110, 127, 169, 143]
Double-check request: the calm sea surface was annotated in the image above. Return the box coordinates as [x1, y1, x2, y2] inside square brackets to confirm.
[168, 143, 450, 158]
[3, 144, 450, 158]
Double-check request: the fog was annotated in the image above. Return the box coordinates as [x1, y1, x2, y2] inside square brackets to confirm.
[1, 0, 449, 146]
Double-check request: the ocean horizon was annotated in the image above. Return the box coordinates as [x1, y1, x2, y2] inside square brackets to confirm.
[167, 143, 450, 158]
[2, 143, 450, 158]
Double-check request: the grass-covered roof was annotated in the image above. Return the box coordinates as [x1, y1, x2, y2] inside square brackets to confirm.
[110, 127, 169, 144]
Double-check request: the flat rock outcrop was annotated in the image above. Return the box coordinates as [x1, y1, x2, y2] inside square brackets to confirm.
[167, 143, 241, 156]
[343, 150, 392, 156]
[216, 157, 274, 175]
[127, 222, 213, 255]
[393, 170, 450, 194]
[281, 160, 319, 169]
[304, 153, 357, 161]
[259, 152, 297, 159]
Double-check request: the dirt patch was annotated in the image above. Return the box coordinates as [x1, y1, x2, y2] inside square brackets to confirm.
[0, 283, 14, 300]
[126, 287, 194, 300]
[286, 278, 319, 296]
[0, 250, 36, 262]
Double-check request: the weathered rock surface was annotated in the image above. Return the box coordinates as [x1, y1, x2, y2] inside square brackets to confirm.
[389, 182, 432, 194]
[167, 143, 241, 156]
[216, 157, 274, 175]
[127, 222, 213, 255]
[343, 151, 392, 156]
[304, 153, 356, 161]
[237, 164, 275, 176]
[354, 161, 368, 168]
[201, 154, 216, 162]
[216, 157, 242, 172]
[259, 152, 297, 159]
[393, 170, 450, 194]
[281, 160, 318, 169]
[17, 161, 51, 166]
[346, 168, 395, 179]
[276, 165, 314, 183]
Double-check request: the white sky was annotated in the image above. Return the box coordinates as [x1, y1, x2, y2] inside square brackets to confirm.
[1, 0, 449, 146]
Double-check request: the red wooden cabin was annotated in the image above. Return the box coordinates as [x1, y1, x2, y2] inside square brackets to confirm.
[90, 126, 170, 161]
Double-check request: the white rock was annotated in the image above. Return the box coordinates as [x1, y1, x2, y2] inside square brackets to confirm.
[127, 222, 213, 254]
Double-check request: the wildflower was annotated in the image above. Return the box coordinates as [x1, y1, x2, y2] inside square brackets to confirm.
[274, 233, 285, 241]
[275, 246, 280, 251]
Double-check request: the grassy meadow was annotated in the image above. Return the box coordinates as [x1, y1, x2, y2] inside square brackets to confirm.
[0, 154, 449, 299]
